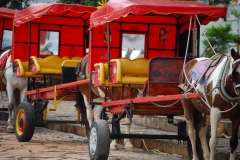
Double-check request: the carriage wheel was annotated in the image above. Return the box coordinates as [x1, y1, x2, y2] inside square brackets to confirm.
[88, 120, 110, 160]
[15, 102, 35, 142]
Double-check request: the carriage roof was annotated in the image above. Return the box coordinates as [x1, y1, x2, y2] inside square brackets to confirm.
[13, 3, 96, 27]
[0, 8, 19, 19]
[11, 3, 97, 62]
[90, 0, 227, 30]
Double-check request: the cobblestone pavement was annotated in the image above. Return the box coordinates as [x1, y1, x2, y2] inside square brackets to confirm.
[0, 121, 183, 160]
[1, 99, 240, 160]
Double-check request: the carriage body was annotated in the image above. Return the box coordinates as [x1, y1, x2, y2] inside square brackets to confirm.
[88, 0, 226, 116]
[11, 4, 96, 100]
[9, 3, 97, 141]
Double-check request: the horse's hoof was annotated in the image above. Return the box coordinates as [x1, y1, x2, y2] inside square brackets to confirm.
[125, 147, 134, 152]
[7, 126, 14, 133]
[110, 144, 118, 150]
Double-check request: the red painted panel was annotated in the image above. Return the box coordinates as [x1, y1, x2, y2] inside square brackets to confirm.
[31, 24, 38, 43]
[149, 25, 176, 49]
[4, 19, 12, 30]
[60, 46, 84, 58]
[122, 24, 148, 32]
[0, 19, 3, 38]
[61, 26, 83, 45]
[90, 48, 119, 71]
[14, 24, 28, 42]
[40, 24, 60, 31]
[91, 23, 120, 47]
[148, 50, 174, 59]
[31, 16, 84, 26]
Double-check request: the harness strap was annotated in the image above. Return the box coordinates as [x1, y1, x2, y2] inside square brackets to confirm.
[218, 57, 240, 103]
[75, 59, 88, 79]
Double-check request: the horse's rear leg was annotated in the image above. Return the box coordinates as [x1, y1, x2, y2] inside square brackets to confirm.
[198, 115, 210, 160]
[229, 119, 240, 160]
[6, 83, 14, 133]
[124, 117, 134, 152]
[182, 99, 199, 160]
[209, 108, 221, 160]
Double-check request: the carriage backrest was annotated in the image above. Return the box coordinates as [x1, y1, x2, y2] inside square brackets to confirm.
[146, 57, 192, 95]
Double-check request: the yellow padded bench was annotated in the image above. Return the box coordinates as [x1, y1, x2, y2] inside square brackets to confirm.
[30, 55, 70, 75]
[109, 58, 148, 85]
[14, 59, 42, 78]
[93, 62, 117, 87]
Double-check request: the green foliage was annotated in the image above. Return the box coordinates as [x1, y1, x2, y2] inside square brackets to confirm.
[0, 0, 29, 10]
[201, 0, 229, 6]
[0, 0, 10, 8]
[232, 34, 240, 44]
[57, 0, 98, 6]
[208, 0, 229, 6]
[202, 23, 238, 57]
[231, 6, 240, 20]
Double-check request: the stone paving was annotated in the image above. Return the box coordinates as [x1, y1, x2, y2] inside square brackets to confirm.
[0, 121, 183, 160]
[1, 98, 240, 159]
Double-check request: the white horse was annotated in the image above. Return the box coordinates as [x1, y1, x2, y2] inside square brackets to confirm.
[0, 50, 28, 132]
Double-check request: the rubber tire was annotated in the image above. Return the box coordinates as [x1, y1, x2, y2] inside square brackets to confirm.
[15, 102, 35, 142]
[88, 120, 110, 160]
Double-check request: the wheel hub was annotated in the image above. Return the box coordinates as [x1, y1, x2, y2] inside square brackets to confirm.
[18, 112, 26, 132]
[89, 127, 97, 155]
[18, 117, 23, 128]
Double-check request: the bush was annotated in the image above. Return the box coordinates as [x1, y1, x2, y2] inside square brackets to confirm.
[202, 23, 237, 57]
[232, 34, 240, 44]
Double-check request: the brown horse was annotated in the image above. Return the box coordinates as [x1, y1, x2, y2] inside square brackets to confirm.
[179, 49, 240, 160]
[75, 54, 139, 151]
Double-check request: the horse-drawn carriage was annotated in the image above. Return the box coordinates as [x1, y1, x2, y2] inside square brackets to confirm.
[4, 1, 240, 160]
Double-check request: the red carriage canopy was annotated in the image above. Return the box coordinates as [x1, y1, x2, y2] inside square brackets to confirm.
[11, 3, 97, 62]
[0, 8, 18, 19]
[0, 8, 19, 52]
[90, 0, 227, 31]
[13, 3, 96, 27]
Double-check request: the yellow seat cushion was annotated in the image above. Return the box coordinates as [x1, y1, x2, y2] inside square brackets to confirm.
[31, 56, 65, 75]
[110, 58, 148, 84]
